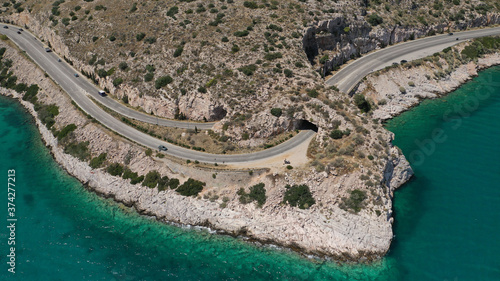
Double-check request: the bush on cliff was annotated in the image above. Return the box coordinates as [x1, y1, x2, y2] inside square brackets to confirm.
[64, 141, 90, 161]
[340, 189, 367, 213]
[282, 184, 315, 209]
[89, 153, 107, 169]
[354, 94, 371, 113]
[155, 75, 173, 89]
[176, 178, 205, 197]
[107, 163, 124, 176]
[142, 170, 161, 188]
[122, 168, 144, 184]
[56, 123, 77, 140]
[237, 183, 267, 207]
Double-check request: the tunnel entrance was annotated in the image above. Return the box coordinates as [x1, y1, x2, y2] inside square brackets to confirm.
[295, 120, 318, 132]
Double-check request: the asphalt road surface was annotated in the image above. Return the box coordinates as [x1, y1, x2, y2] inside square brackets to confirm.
[326, 26, 500, 94]
[1, 24, 214, 130]
[0, 24, 315, 164]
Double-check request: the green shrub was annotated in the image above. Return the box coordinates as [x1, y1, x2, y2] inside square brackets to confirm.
[136, 32, 146, 41]
[238, 64, 257, 76]
[354, 94, 371, 113]
[64, 141, 90, 161]
[89, 153, 107, 169]
[286, 165, 293, 170]
[36, 104, 59, 129]
[237, 183, 266, 207]
[340, 189, 367, 213]
[131, 175, 144, 185]
[113, 77, 123, 87]
[176, 178, 206, 196]
[145, 37, 156, 44]
[168, 178, 180, 189]
[330, 129, 343, 139]
[144, 72, 154, 82]
[264, 52, 282, 61]
[129, 3, 137, 12]
[145, 148, 153, 156]
[319, 54, 329, 64]
[233, 30, 249, 37]
[173, 45, 184, 57]
[61, 18, 70, 26]
[243, 1, 258, 9]
[142, 170, 161, 188]
[107, 163, 124, 176]
[122, 168, 144, 184]
[119, 62, 128, 70]
[270, 108, 282, 117]
[155, 76, 173, 89]
[22, 84, 39, 103]
[367, 13, 383, 26]
[282, 184, 315, 209]
[461, 45, 480, 59]
[283, 69, 293, 78]
[122, 95, 129, 104]
[198, 86, 207, 93]
[166, 6, 179, 18]
[57, 124, 77, 140]
[231, 44, 240, 53]
[109, 35, 116, 42]
[307, 89, 319, 98]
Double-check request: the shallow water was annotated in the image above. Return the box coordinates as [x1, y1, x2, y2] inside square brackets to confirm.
[0, 66, 499, 280]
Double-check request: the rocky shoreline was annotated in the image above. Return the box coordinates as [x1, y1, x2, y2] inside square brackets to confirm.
[3, 32, 498, 262]
[0, 39, 415, 262]
[357, 52, 500, 121]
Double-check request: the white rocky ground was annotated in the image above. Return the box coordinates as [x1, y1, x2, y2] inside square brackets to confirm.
[359, 53, 500, 120]
[0, 41, 413, 261]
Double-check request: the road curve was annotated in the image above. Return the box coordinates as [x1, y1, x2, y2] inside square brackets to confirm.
[326, 26, 500, 93]
[1, 24, 215, 130]
[0, 24, 316, 164]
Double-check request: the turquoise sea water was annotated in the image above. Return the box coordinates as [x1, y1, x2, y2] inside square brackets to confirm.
[1, 66, 499, 280]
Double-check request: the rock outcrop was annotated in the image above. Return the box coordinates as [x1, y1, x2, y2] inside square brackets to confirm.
[304, 13, 500, 73]
[0, 41, 412, 261]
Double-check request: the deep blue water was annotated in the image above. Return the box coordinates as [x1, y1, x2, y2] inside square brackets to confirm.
[0, 66, 499, 280]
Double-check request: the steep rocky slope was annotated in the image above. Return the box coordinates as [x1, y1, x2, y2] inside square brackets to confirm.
[0, 40, 412, 260]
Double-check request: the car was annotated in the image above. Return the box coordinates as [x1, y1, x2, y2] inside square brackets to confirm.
[448, 32, 453, 36]
[17, 31, 21, 34]
[18, 28, 23, 31]
[400, 59, 408, 63]
[3, 26, 8, 29]
[158, 145, 168, 151]
[45, 48, 52, 52]
[456, 37, 459, 40]
[57, 58, 61, 62]
[392, 62, 398, 66]
[74, 73, 79, 77]
[98, 90, 107, 97]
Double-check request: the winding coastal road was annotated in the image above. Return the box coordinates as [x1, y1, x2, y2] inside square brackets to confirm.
[1, 24, 499, 164]
[326, 26, 500, 93]
[0, 24, 315, 164]
[2, 24, 215, 130]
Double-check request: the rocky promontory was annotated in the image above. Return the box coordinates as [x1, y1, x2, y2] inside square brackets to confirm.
[0, 38, 413, 261]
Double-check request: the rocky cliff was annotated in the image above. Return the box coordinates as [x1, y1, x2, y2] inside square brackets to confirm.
[0, 40, 413, 261]
[304, 13, 500, 73]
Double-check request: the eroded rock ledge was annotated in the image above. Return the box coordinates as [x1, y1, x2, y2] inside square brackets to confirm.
[0, 40, 414, 262]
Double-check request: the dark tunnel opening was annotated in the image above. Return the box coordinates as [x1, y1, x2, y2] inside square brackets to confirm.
[295, 119, 318, 132]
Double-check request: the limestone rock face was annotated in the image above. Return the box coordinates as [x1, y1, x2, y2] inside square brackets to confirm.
[303, 14, 500, 73]
[358, 53, 500, 120]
